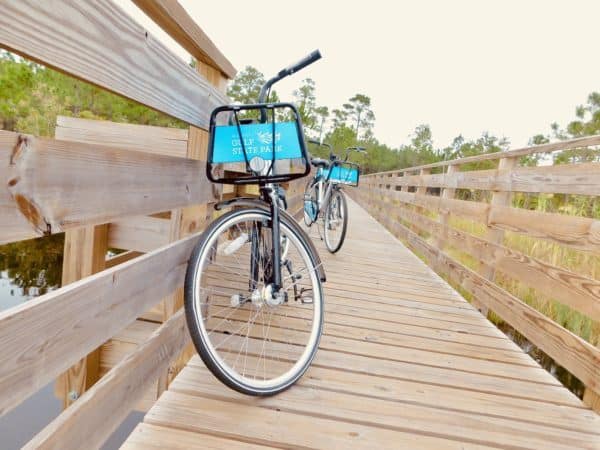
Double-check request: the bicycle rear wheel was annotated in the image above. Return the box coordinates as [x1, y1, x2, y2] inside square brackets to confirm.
[323, 189, 348, 253]
[184, 207, 323, 396]
[303, 180, 319, 226]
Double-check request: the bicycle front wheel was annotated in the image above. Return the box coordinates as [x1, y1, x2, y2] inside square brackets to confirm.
[184, 207, 324, 396]
[324, 189, 348, 253]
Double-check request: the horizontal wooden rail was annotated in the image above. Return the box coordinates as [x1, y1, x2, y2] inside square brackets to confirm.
[0, 0, 228, 129]
[24, 310, 190, 450]
[132, 0, 236, 79]
[0, 233, 199, 416]
[352, 188, 600, 394]
[0, 131, 217, 244]
[364, 185, 600, 254]
[56, 116, 189, 158]
[367, 193, 600, 321]
[108, 216, 171, 252]
[373, 134, 600, 175]
[380, 162, 600, 196]
[353, 137, 600, 407]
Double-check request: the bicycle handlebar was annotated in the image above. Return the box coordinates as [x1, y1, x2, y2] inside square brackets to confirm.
[343, 146, 368, 161]
[308, 139, 334, 160]
[258, 50, 322, 106]
[280, 50, 322, 77]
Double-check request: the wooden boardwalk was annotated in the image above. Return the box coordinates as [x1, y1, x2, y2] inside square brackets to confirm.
[121, 197, 600, 450]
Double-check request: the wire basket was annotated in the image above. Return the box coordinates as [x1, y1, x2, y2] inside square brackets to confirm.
[319, 161, 360, 186]
[207, 103, 310, 184]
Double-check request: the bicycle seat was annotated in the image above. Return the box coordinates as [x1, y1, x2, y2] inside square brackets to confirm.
[310, 158, 330, 169]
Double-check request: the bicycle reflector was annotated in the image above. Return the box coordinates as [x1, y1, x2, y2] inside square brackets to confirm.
[207, 103, 311, 184]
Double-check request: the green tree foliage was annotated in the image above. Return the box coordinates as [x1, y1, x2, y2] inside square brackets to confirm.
[0, 50, 184, 137]
[293, 78, 317, 130]
[313, 105, 329, 142]
[227, 66, 266, 104]
[0, 233, 64, 294]
[342, 94, 375, 140]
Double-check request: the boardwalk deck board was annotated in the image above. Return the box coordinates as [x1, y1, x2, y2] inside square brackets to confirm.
[121, 197, 600, 449]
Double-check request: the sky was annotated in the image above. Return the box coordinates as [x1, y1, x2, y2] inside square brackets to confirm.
[115, 0, 600, 149]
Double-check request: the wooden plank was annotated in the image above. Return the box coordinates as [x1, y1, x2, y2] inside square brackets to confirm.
[365, 184, 600, 253]
[56, 116, 188, 158]
[108, 216, 170, 252]
[368, 210, 600, 394]
[146, 390, 497, 450]
[0, 137, 34, 244]
[157, 60, 227, 396]
[385, 201, 600, 321]
[122, 423, 272, 450]
[189, 356, 600, 433]
[54, 224, 108, 408]
[584, 388, 600, 414]
[0, 131, 216, 244]
[105, 250, 143, 269]
[25, 310, 190, 450]
[208, 305, 532, 365]
[388, 161, 600, 196]
[435, 164, 457, 249]
[477, 156, 517, 315]
[371, 134, 600, 174]
[0, 232, 199, 417]
[132, 0, 236, 79]
[170, 366, 597, 450]
[0, 0, 228, 128]
[488, 204, 600, 253]
[98, 319, 160, 412]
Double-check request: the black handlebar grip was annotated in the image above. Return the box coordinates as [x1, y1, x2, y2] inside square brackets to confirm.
[308, 138, 321, 145]
[280, 50, 322, 77]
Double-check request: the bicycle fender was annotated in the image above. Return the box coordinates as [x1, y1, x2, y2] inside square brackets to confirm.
[215, 198, 326, 282]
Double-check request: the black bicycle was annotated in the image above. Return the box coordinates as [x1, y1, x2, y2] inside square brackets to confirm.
[184, 51, 325, 396]
[304, 141, 366, 253]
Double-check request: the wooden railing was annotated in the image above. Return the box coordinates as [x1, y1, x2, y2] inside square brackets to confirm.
[0, 1, 300, 448]
[348, 135, 600, 412]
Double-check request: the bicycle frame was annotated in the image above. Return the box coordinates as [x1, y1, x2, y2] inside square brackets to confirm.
[313, 175, 338, 219]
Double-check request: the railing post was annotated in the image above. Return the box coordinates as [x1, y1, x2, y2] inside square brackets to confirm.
[412, 168, 430, 233]
[583, 388, 600, 413]
[55, 224, 108, 408]
[478, 156, 518, 316]
[157, 60, 228, 396]
[436, 164, 457, 250]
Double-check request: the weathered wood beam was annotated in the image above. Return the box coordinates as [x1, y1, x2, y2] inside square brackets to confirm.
[56, 116, 189, 158]
[353, 188, 600, 393]
[55, 224, 109, 408]
[24, 310, 190, 450]
[132, 0, 236, 79]
[0, 131, 217, 244]
[0, 0, 228, 128]
[386, 161, 600, 196]
[0, 232, 199, 416]
[365, 185, 600, 253]
[108, 216, 171, 252]
[373, 196, 600, 322]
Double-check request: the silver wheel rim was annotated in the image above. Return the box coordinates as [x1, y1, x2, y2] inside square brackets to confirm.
[325, 192, 344, 250]
[190, 211, 322, 391]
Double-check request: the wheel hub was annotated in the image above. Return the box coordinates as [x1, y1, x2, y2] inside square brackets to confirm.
[251, 284, 285, 307]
